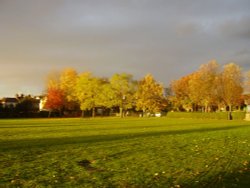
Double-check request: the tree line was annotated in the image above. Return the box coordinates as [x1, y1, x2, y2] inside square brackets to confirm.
[44, 60, 250, 119]
[1, 60, 249, 118]
[44, 70, 167, 117]
[170, 60, 250, 119]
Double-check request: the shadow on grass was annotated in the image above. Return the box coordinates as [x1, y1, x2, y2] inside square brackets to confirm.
[181, 163, 250, 188]
[1, 124, 250, 152]
[0, 125, 54, 129]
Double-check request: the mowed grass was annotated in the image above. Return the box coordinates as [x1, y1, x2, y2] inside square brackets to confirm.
[1, 118, 250, 188]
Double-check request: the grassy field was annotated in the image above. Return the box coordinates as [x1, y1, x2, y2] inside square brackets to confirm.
[1, 118, 250, 188]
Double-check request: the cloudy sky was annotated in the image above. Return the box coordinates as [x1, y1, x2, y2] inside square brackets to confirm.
[0, 0, 250, 97]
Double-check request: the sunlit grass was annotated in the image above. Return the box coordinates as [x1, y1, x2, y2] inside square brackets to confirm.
[1, 117, 250, 187]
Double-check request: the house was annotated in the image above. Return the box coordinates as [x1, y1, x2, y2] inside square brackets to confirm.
[1, 98, 18, 108]
[39, 96, 48, 111]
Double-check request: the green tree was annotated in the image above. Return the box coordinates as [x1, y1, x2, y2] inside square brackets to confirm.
[75, 72, 101, 117]
[110, 73, 136, 117]
[96, 78, 116, 109]
[136, 74, 165, 116]
[16, 95, 39, 116]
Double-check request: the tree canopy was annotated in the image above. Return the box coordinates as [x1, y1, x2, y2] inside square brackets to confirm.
[170, 61, 244, 114]
[136, 74, 165, 116]
[43, 61, 249, 118]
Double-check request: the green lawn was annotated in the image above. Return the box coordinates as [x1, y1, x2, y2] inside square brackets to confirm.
[1, 118, 250, 187]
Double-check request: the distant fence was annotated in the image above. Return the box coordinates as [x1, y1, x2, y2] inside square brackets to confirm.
[166, 112, 246, 120]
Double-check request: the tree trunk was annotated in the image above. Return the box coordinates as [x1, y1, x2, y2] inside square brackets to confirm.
[92, 107, 95, 118]
[143, 108, 146, 117]
[205, 105, 208, 113]
[48, 110, 52, 118]
[81, 110, 84, 118]
[228, 105, 232, 120]
[202, 106, 205, 112]
[59, 109, 62, 117]
[120, 107, 123, 118]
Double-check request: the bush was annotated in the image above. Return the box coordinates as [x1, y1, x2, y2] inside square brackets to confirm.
[166, 111, 246, 120]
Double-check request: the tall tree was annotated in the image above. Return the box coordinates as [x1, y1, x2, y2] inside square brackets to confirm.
[110, 73, 136, 117]
[136, 74, 165, 116]
[59, 68, 78, 111]
[189, 60, 219, 112]
[246, 71, 250, 92]
[75, 72, 101, 117]
[170, 74, 193, 111]
[96, 78, 116, 109]
[45, 71, 65, 117]
[244, 71, 250, 105]
[218, 63, 243, 119]
[60, 68, 78, 101]
[46, 71, 60, 89]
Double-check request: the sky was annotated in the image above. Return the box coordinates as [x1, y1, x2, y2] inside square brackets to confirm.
[0, 0, 250, 97]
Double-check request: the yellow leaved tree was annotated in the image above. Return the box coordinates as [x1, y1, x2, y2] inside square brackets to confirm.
[75, 72, 102, 117]
[136, 74, 165, 116]
[59, 68, 78, 112]
[110, 73, 137, 117]
[218, 63, 243, 119]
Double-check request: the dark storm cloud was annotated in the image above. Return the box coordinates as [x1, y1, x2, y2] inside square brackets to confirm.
[0, 0, 250, 96]
[218, 16, 250, 39]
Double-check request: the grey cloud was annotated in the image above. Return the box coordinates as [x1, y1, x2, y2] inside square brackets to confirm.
[175, 22, 202, 37]
[218, 16, 250, 39]
[230, 49, 250, 69]
[0, 0, 250, 97]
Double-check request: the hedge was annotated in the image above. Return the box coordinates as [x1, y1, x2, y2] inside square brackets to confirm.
[166, 111, 246, 120]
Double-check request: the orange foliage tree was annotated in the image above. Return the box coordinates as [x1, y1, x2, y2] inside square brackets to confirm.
[45, 71, 65, 117]
[170, 73, 196, 111]
[170, 60, 244, 114]
[45, 87, 65, 117]
[189, 60, 220, 112]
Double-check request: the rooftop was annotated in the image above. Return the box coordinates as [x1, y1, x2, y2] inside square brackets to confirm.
[1, 98, 18, 103]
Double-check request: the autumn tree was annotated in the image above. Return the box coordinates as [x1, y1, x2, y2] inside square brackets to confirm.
[60, 68, 77, 101]
[59, 68, 79, 112]
[136, 74, 165, 116]
[188, 60, 219, 112]
[46, 71, 61, 89]
[45, 71, 65, 117]
[170, 74, 193, 111]
[244, 71, 250, 104]
[75, 72, 102, 117]
[45, 87, 65, 117]
[96, 78, 117, 110]
[246, 71, 250, 92]
[110, 73, 137, 117]
[217, 63, 243, 119]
